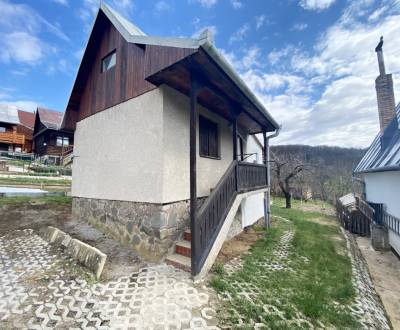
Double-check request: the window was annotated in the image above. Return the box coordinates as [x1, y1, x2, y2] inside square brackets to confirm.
[101, 50, 116, 72]
[0, 127, 5, 133]
[199, 115, 219, 159]
[56, 136, 69, 147]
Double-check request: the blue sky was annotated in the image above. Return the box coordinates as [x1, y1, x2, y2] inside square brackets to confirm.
[1, 0, 400, 147]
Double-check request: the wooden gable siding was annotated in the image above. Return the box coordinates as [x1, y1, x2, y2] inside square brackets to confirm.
[69, 13, 197, 129]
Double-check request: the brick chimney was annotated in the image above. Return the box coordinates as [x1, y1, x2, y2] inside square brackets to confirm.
[375, 36, 396, 133]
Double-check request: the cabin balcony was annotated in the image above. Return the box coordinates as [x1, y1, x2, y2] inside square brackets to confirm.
[0, 131, 25, 145]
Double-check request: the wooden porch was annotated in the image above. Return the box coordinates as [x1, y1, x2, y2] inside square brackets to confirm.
[0, 131, 25, 146]
[148, 47, 278, 277]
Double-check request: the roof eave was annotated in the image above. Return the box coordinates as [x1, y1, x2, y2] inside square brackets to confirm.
[354, 165, 400, 174]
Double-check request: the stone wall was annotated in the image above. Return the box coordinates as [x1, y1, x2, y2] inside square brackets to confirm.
[72, 197, 190, 261]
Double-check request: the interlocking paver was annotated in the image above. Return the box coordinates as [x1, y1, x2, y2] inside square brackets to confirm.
[0, 229, 219, 329]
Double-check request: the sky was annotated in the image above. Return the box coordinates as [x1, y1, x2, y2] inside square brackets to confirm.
[1, 0, 400, 148]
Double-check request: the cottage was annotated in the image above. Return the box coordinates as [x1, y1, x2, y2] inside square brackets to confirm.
[0, 104, 34, 153]
[62, 3, 280, 277]
[33, 107, 74, 164]
[354, 37, 400, 255]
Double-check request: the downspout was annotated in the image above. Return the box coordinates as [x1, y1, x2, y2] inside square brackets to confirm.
[264, 126, 281, 228]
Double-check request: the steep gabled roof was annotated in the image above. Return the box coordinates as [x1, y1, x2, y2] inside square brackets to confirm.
[354, 104, 400, 173]
[0, 104, 19, 125]
[37, 107, 63, 130]
[62, 2, 279, 132]
[17, 110, 35, 129]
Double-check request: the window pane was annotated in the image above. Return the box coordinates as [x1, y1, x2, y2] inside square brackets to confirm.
[0, 127, 5, 133]
[56, 137, 63, 147]
[63, 137, 69, 146]
[199, 115, 219, 158]
[102, 50, 116, 72]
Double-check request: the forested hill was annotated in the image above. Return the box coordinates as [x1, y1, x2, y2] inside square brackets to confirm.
[270, 145, 366, 202]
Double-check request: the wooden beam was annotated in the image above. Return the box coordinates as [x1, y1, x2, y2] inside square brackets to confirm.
[232, 116, 238, 161]
[190, 73, 202, 275]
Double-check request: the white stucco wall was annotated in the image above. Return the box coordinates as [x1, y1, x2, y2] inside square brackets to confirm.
[162, 86, 233, 201]
[364, 171, 400, 254]
[365, 171, 400, 217]
[240, 135, 265, 227]
[72, 86, 234, 204]
[72, 88, 165, 203]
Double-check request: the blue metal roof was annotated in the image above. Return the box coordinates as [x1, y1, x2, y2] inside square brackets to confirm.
[354, 103, 400, 173]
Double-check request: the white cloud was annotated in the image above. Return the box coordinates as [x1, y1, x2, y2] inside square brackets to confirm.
[223, 1, 400, 147]
[299, 0, 336, 11]
[192, 25, 217, 38]
[255, 15, 266, 30]
[0, 32, 43, 64]
[229, 23, 250, 43]
[194, 0, 218, 8]
[155, 0, 172, 13]
[0, 0, 70, 65]
[51, 0, 68, 6]
[0, 100, 39, 112]
[79, 0, 134, 23]
[230, 0, 243, 9]
[291, 23, 308, 31]
[268, 45, 297, 65]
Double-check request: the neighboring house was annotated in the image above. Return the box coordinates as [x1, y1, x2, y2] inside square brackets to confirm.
[17, 109, 35, 153]
[33, 107, 74, 164]
[354, 38, 400, 255]
[62, 3, 279, 278]
[0, 104, 34, 153]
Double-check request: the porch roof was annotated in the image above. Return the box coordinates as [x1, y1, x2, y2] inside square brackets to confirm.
[146, 44, 278, 134]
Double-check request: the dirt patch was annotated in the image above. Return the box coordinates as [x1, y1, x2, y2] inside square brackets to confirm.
[0, 200, 144, 280]
[216, 226, 264, 263]
[296, 202, 336, 217]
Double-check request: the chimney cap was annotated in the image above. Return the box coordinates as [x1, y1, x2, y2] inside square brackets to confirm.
[375, 36, 384, 52]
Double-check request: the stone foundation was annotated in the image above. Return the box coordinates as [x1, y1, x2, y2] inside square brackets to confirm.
[72, 197, 190, 261]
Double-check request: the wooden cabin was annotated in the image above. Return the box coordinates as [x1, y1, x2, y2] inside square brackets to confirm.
[62, 3, 280, 278]
[0, 105, 34, 153]
[33, 107, 74, 164]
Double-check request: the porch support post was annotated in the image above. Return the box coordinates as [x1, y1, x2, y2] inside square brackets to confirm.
[232, 116, 238, 161]
[190, 74, 201, 275]
[263, 131, 270, 228]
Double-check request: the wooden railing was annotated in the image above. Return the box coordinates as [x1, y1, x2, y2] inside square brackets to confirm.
[382, 211, 400, 236]
[356, 197, 375, 221]
[237, 162, 268, 191]
[0, 131, 25, 145]
[192, 160, 268, 275]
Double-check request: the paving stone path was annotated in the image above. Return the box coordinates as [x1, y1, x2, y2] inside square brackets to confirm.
[342, 228, 391, 330]
[0, 229, 219, 329]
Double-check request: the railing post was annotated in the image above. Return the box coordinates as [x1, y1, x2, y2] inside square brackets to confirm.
[190, 73, 201, 276]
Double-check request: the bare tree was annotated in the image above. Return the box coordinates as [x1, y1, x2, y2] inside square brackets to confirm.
[272, 153, 306, 209]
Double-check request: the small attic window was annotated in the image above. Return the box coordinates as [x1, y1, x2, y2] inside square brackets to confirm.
[101, 50, 116, 72]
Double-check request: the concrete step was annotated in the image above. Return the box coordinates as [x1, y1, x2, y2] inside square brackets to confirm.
[165, 253, 191, 272]
[175, 240, 191, 257]
[183, 229, 191, 242]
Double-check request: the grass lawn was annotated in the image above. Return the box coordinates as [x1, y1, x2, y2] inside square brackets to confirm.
[210, 197, 360, 329]
[0, 177, 71, 186]
[0, 195, 72, 206]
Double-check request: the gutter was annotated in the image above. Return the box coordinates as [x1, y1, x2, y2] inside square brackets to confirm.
[264, 126, 281, 228]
